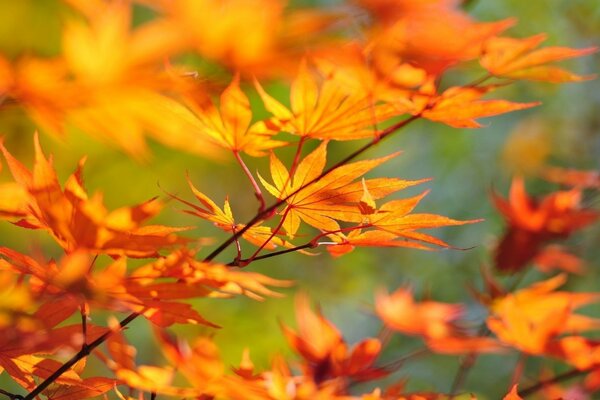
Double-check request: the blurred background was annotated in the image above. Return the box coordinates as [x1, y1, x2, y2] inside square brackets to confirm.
[0, 0, 598, 398]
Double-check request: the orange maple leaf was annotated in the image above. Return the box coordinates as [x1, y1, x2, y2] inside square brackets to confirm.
[541, 165, 600, 189]
[282, 293, 387, 383]
[173, 175, 292, 250]
[492, 176, 598, 272]
[420, 85, 539, 128]
[487, 274, 600, 355]
[376, 287, 464, 340]
[481, 34, 597, 83]
[258, 142, 426, 238]
[0, 135, 188, 257]
[255, 60, 396, 140]
[183, 75, 285, 157]
[503, 385, 523, 400]
[376, 287, 502, 354]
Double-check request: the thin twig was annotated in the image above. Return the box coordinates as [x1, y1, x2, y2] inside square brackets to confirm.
[239, 206, 292, 266]
[24, 312, 140, 400]
[0, 388, 24, 400]
[228, 242, 316, 266]
[227, 224, 371, 266]
[520, 367, 589, 398]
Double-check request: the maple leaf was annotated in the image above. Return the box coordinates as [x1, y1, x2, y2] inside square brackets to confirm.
[258, 141, 424, 237]
[326, 229, 435, 257]
[363, 192, 480, 246]
[376, 287, 464, 340]
[420, 84, 539, 128]
[129, 249, 292, 301]
[282, 293, 387, 384]
[541, 165, 600, 189]
[314, 43, 428, 107]
[547, 336, 600, 370]
[173, 175, 292, 250]
[41, 377, 117, 400]
[481, 34, 597, 83]
[492, 176, 598, 272]
[0, 294, 109, 392]
[357, 0, 514, 75]
[0, 247, 217, 329]
[487, 274, 600, 355]
[533, 245, 584, 275]
[154, 0, 341, 77]
[503, 385, 523, 400]
[0, 134, 189, 257]
[183, 75, 285, 157]
[376, 287, 502, 355]
[3, 1, 217, 160]
[255, 60, 396, 140]
[0, 56, 77, 134]
[154, 329, 269, 399]
[105, 325, 204, 398]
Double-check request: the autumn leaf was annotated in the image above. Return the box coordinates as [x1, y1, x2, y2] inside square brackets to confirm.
[154, 329, 269, 399]
[129, 249, 293, 301]
[533, 245, 584, 275]
[481, 34, 597, 83]
[421, 85, 539, 128]
[487, 274, 600, 355]
[255, 60, 396, 140]
[183, 75, 285, 157]
[326, 229, 435, 257]
[282, 293, 387, 383]
[173, 175, 293, 250]
[541, 165, 600, 188]
[42, 377, 117, 400]
[358, 0, 514, 75]
[106, 326, 203, 397]
[258, 141, 423, 237]
[503, 385, 523, 400]
[376, 287, 464, 340]
[493, 176, 598, 272]
[0, 134, 189, 257]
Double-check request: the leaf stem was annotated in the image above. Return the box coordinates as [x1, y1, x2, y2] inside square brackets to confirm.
[24, 312, 140, 400]
[233, 150, 266, 212]
[240, 206, 292, 266]
[203, 115, 421, 262]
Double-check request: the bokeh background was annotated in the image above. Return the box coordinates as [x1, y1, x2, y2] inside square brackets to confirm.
[0, 0, 599, 398]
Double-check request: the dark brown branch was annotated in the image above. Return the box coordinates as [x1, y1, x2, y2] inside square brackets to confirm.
[228, 242, 316, 266]
[24, 312, 140, 400]
[203, 115, 421, 262]
[520, 368, 590, 398]
[0, 389, 24, 400]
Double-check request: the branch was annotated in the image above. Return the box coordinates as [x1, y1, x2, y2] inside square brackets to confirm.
[226, 224, 371, 266]
[203, 115, 421, 262]
[228, 242, 316, 266]
[0, 389, 24, 400]
[24, 312, 140, 400]
[520, 367, 590, 398]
